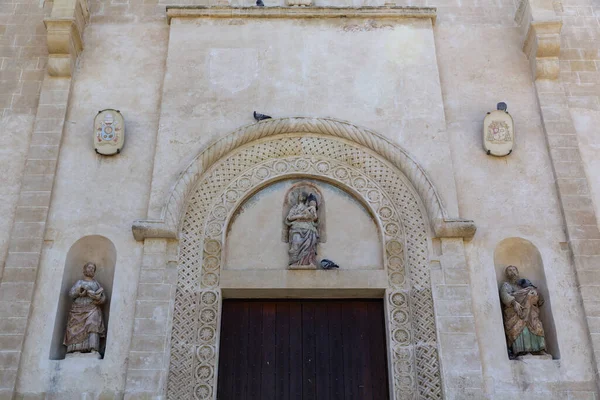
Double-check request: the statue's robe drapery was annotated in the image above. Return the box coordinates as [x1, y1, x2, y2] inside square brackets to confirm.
[286, 204, 319, 266]
[64, 279, 106, 353]
[500, 281, 545, 355]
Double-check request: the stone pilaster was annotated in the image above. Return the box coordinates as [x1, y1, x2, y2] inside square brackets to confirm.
[519, 0, 600, 389]
[535, 79, 600, 385]
[124, 239, 178, 399]
[0, 75, 72, 399]
[432, 238, 486, 398]
[0, 0, 86, 396]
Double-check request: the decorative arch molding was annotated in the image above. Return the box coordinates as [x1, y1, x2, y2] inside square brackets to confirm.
[160, 133, 445, 399]
[132, 117, 475, 241]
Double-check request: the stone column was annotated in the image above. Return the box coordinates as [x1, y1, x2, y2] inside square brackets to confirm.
[0, 0, 86, 397]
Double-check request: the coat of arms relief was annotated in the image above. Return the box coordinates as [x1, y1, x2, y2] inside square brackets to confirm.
[94, 109, 124, 155]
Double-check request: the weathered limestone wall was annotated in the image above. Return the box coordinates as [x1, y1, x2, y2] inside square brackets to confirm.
[0, 0, 598, 397]
[10, 17, 169, 398]
[146, 15, 457, 221]
[435, 13, 597, 399]
[558, 0, 600, 229]
[0, 0, 50, 285]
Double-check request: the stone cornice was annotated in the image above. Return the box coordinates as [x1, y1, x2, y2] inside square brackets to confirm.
[166, 6, 437, 24]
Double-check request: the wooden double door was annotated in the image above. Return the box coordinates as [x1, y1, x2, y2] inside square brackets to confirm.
[217, 299, 390, 400]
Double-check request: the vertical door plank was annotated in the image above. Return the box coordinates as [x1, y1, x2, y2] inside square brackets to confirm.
[247, 302, 263, 400]
[367, 301, 389, 400]
[302, 302, 317, 400]
[341, 302, 355, 400]
[261, 302, 277, 399]
[315, 302, 331, 400]
[236, 302, 250, 399]
[275, 302, 291, 400]
[289, 302, 303, 400]
[328, 302, 345, 400]
[356, 301, 373, 400]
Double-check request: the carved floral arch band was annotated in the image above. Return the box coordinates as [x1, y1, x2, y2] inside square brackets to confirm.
[132, 117, 475, 241]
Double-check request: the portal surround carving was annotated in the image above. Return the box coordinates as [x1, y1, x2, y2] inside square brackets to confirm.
[132, 118, 476, 241]
[167, 134, 443, 399]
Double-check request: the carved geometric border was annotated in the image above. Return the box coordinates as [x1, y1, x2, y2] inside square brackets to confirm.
[168, 135, 442, 400]
[133, 118, 476, 241]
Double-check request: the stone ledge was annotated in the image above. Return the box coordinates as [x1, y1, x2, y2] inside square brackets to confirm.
[166, 6, 437, 24]
[220, 269, 388, 293]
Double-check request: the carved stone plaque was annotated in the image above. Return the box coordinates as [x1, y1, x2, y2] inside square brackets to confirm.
[94, 109, 124, 155]
[483, 109, 514, 156]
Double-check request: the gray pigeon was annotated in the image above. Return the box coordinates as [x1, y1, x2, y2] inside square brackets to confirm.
[320, 259, 340, 270]
[256, 0, 264, 6]
[253, 111, 271, 121]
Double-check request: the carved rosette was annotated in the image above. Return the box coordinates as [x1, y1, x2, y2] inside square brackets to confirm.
[193, 289, 220, 400]
[169, 135, 442, 400]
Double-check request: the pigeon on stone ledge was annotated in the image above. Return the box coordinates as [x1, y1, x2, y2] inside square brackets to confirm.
[320, 259, 340, 270]
[256, 0, 264, 6]
[253, 111, 271, 121]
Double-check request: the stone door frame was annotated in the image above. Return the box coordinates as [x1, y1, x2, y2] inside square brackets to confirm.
[129, 118, 477, 400]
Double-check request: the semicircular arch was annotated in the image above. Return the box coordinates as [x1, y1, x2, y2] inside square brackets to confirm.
[167, 133, 443, 400]
[132, 118, 475, 241]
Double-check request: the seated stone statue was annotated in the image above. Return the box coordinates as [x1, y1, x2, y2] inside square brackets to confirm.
[500, 265, 546, 359]
[64, 262, 106, 354]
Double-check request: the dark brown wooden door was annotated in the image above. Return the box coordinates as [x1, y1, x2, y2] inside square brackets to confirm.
[217, 299, 389, 400]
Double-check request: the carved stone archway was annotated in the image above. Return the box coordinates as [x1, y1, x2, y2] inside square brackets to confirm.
[132, 118, 476, 400]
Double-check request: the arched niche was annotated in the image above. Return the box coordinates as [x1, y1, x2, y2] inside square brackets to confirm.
[49, 235, 116, 360]
[494, 237, 559, 359]
[224, 179, 383, 270]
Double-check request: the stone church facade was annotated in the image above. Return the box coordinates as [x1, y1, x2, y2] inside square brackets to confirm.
[1, 0, 600, 397]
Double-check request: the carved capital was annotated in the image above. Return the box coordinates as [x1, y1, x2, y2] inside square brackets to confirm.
[516, 0, 562, 80]
[523, 20, 562, 80]
[44, 0, 89, 77]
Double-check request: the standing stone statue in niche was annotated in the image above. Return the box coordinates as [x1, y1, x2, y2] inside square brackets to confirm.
[500, 265, 547, 359]
[283, 183, 326, 269]
[64, 262, 106, 355]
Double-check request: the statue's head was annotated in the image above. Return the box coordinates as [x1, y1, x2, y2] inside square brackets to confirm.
[505, 265, 519, 281]
[298, 192, 308, 204]
[83, 262, 97, 278]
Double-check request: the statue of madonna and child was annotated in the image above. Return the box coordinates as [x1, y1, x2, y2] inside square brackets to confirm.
[283, 184, 327, 269]
[64, 262, 107, 356]
[500, 265, 548, 359]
